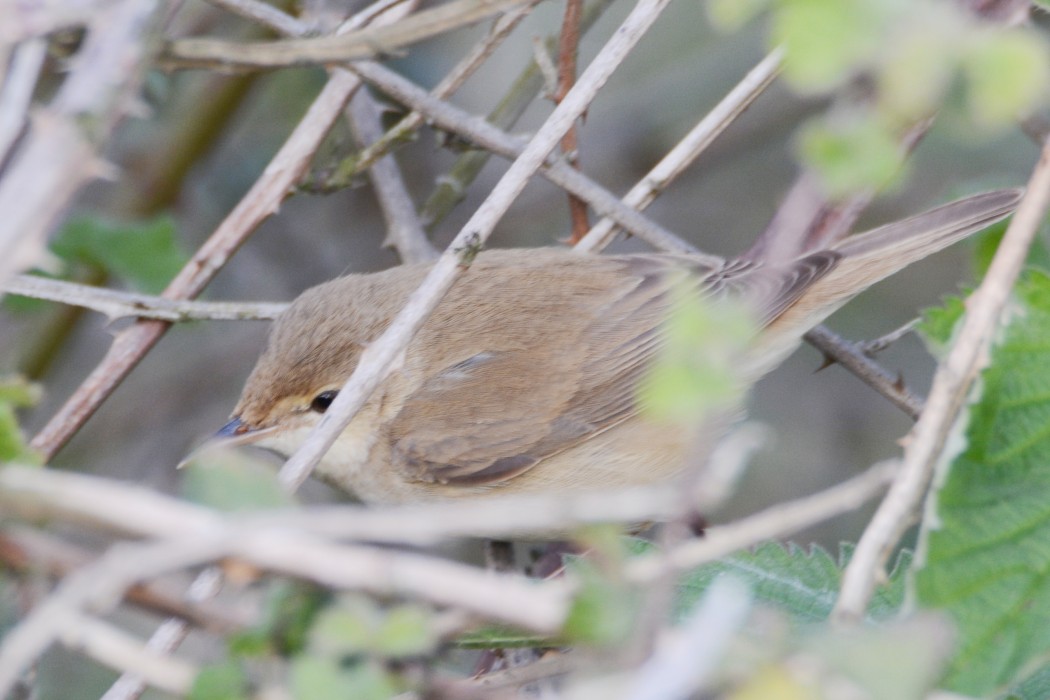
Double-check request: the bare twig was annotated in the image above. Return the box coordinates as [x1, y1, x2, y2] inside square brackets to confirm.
[857, 318, 920, 357]
[100, 568, 224, 700]
[60, 613, 198, 696]
[804, 326, 924, 420]
[0, 40, 46, 167]
[278, 0, 677, 490]
[347, 89, 437, 263]
[834, 141, 1050, 623]
[350, 60, 705, 257]
[3, 274, 286, 321]
[0, 518, 570, 696]
[0, 528, 243, 633]
[167, 0, 526, 68]
[555, 0, 590, 242]
[0, 0, 164, 284]
[203, 0, 313, 36]
[1, 0, 113, 43]
[574, 47, 783, 253]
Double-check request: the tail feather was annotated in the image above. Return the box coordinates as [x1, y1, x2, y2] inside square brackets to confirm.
[754, 188, 1022, 372]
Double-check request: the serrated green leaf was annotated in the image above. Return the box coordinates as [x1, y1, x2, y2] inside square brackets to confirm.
[916, 270, 1050, 695]
[798, 115, 906, 198]
[671, 542, 907, 624]
[963, 30, 1050, 128]
[51, 215, 186, 293]
[189, 661, 249, 700]
[180, 447, 296, 512]
[972, 218, 1050, 281]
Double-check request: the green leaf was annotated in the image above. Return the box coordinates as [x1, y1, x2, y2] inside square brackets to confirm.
[189, 662, 249, 700]
[917, 293, 967, 359]
[877, 22, 957, 124]
[963, 30, 1050, 128]
[374, 605, 437, 658]
[455, 625, 550, 650]
[706, 0, 771, 31]
[0, 376, 42, 464]
[670, 541, 908, 624]
[289, 657, 397, 700]
[798, 115, 906, 198]
[230, 580, 327, 657]
[50, 215, 186, 293]
[915, 270, 1050, 695]
[771, 0, 889, 92]
[563, 562, 637, 646]
[638, 280, 753, 423]
[180, 447, 296, 512]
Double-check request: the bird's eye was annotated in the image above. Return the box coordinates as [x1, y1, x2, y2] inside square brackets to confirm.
[310, 390, 338, 413]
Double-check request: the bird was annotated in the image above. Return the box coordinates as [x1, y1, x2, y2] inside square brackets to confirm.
[209, 189, 1020, 505]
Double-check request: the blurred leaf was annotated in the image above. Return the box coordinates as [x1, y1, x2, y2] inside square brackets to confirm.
[771, 0, 889, 92]
[50, 215, 186, 293]
[877, 22, 957, 124]
[916, 270, 1050, 695]
[231, 580, 327, 657]
[375, 605, 437, 658]
[800, 615, 953, 700]
[181, 447, 296, 512]
[310, 596, 377, 658]
[731, 665, 813, 700]
[963, 30, 1050, 128]
[917, 293, 967, 359]
[0, 376, 42, 464]
[639, 281, 753, 423]
[798, 115, 905, 198]
[563, 561, 637, 646]
[289, 657, 397, 700]
[189, 661, 249, 700]
[706, 0, 771, 31]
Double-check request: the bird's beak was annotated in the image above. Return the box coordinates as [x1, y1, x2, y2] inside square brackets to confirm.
[178, 416, 276, 468]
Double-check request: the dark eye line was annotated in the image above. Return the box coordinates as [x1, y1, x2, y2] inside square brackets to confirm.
[310, 390, 338, 413]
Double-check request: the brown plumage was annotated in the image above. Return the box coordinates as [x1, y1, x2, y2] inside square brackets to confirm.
[217, 190, 1020, 504]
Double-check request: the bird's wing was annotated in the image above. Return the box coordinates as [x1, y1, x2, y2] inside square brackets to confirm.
[383, 250, 839, 487]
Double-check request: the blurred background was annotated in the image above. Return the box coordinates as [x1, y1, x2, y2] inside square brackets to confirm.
[2, 0, 1038, 574]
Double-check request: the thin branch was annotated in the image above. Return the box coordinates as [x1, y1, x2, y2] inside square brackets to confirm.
[167, 0, 527, 68]
[350, 60, 706, 257]
[0, 0, 164, 284]
[3, 274, 286, 321]
[348, 0, 542, 179]
[347, 89, 437, 263]
[857, 318, 920, 357]
[834, 139, 1050, 623]
[0, 0, 114, 43]
[0, 528, 243, 633]
[0, 520, 570, 696]
[60, 613, 198, 696]
[0, 39, 46, 167]
[203, 0, 313, 36]
[574, 48, 783, 253]
[555, 0, 590, 243]
[804, 325, 924, 420]
[278, 0, 678, 490]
